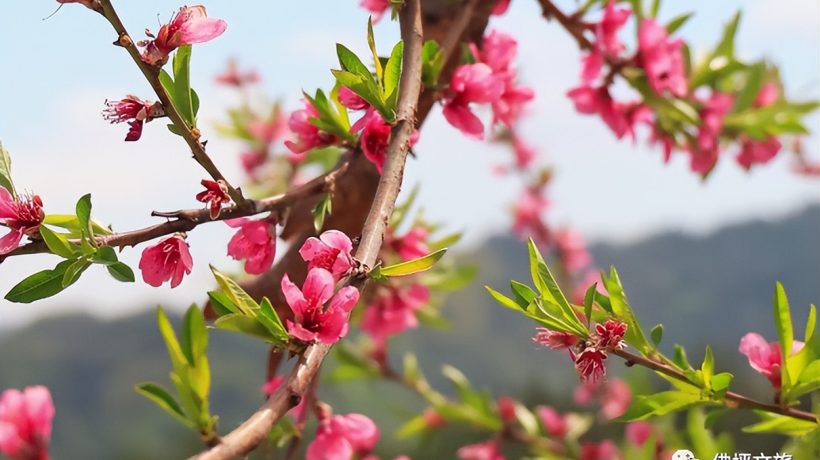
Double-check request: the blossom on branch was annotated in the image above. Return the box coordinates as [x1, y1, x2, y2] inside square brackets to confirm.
[739, 332, 804, 389]
[195, 179, 230, 219]
[443, 63, 505, 139]
[536, 405, 568, 438]
[102, 95, 161, 142]
[284, 100, 337, 157]
[307, 412, 379, 460]
[139, 5, 227, 66]
[282, 268, 359, 344]
[225, 218, 277, 275]
[299, 230, 355, 281]
[359, 0, 390, 23]
[457, 439, 505, 460]
[690, 92, 733, 175]
[737, 82, 783, 169]
[138, 234, 193, 288]
[361, 283, 429, 342]
[214, 60, 260, 87]
[0, 188, 44, 255]
[387, 226, 429, 261]
[637, 18, 687, 98]
[0, 386, 54, 460]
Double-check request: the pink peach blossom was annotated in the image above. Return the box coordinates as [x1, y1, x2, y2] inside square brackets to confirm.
[225, 218, 276, 275]
[533, 328, 578, 350]
[285, 100, 337, 155]
[575, 348, 607, 383]
[555, 228, 592, 273]
[638, 18, 687, 97]
[492, 0, 511, 15]
[361, 284, 429, 341]
[690, 92, 733, 175]
[140, 5, 227, 66]
[739, 332, 804, 389]
[457, 439, 505, 460]
[215, 60, 260, 87]
[138, 235, 193, 288]
[536, 406, 568, 438]
[0, 188, 44, 255]
[299, 230, 355, 281]
[307, 413, 379, 460]
[388, 226, 429, 261]
[580, 440, 620, 460]
[195, 179, 230, 219]
[282, 268, 359, 344]
[443, 63, 505, 139]
[595, 1, 631, 57]
[359, 0, 390, 23]
[0, 386, 54, 460]
[102, 95, 161, 142]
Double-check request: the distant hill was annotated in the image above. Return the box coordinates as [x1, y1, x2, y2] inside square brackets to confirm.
[0, 206, 817, 458]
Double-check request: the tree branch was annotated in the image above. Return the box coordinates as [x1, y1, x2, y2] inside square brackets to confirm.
[613, 349, 818, 423]
[190, 1, 424, 458]
[97, 0, 244, 204]
[0, 163, 348, 262]
[536, 0, 592, 50]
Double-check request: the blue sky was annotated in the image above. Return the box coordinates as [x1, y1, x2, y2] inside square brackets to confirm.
[0, 0, 818, 328]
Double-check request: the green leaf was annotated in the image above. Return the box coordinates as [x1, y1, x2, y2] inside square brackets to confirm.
[732, 62, 766, 113]
[258, 297, 290, 343]
[62, 258, 90, 287]
[156, 306, 187, 372]
[619, 391, 709, 421]
[39, 226, 76, 259]
[383, 40, 404, 102]
[207, 291, 236, 316]
[374, 248, 447, 277]
[214, 314, 278, 342]
[181, 305, 208, 367]
[665, 12, 693, 34]
[106, 262, 135, 283]
[701, 346, 715, 388]
[43, 215, 112, 236]
[92, 246, 118, 265]
[337, 43, 373, 79]
[583, 283, 597, 327]
[367, 18, 383, 83]
[743, 411, 818, 436]
[711, 372, 734, 397]
[535, 259, 587, 336]
[774, 282, 795, 391]
[75, 194, 93, 240]
[650, 324, 664, 346]
[5, 259, 79, 303]
[649, 0, 661, 17]
[421, 40, 445, 88]
[172, 45, 195, 127]
[791, 361, 820, 399]
[209, 265, 260, 316]
[135, 383, 192, 428]
[0, 142, 16, 197]
[674, 344, 693, 370]
[396, 414, 429, 439]
[510, 280, 537, 307]
[602, 267, 652, 354]
[485, 285, 525, 311]
[312, 193, 333, 233]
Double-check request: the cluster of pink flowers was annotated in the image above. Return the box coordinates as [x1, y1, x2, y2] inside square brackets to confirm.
[736, 82, 783, 169]
[307, 412, 379, 460]
[0, 386, 55, 460]
[139, 5, 227, 66]
[0, 187, 44, 256]
[739, 332, 804, 389]
[443, 30, 533, 140]
[102, 95, 162, 142]
[534, 319, 627, 382]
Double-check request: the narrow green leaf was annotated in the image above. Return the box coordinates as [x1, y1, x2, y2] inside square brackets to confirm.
[701, 346, 715, 388]
[421, 40, 445, 88]
[92, 246, 118, 265]
[650, 324, 664, 346]
[732, 62, 766, 113]
[383, 40, 404, 102]
[312, 193, 332, 233]
[207, 291, 236, 316]
[172, 45, 195, 126]
[649, 0, 661, 17]
[43, 214, 112, 236]
[527, 239, 549, 295]
[619, 391, 709, 421]
[61, 258, 90, 287]
[135, 382, 192, 428]
[258, 297, 289, 343]
[39, 226, 76, 259]
[0, 142, 16, 197]
[5, 259, 77, 303]
[367, 18, 383, 82]
[665, 12, 693, 34]
[375, 248, 447, 277]
[773, 282, 795, 391]
[156, 306, 187, 372]
[75, 194, 93, 240]
[485, 286, 524, 311]
[181, 305, 208, 367]
[510, 280, 537, 307]
[674, 344, 693, 370]
[214, 314, 277, 342]
[210, 265, 260, 316]
[602, 267, 652, 354]
[743, 411, 818, 436]
[336, 44, 373, 79]
[106, 262, 135, 283]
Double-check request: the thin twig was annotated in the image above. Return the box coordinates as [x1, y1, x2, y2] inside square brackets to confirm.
[0, 163, 348, 262]
[97, 0, 244, 204]
[537, 0, 592, 50]
[190, 1, 424, 458]
[614, 349, 818, 423]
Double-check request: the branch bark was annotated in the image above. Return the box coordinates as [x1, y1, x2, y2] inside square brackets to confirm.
[190, 1, 425, 457]
[0, 163, 348, 262]
[614, 349, 818, 423]
[97, 0, 244, 203]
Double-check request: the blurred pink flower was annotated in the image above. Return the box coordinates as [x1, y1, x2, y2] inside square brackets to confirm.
[0, 188, 44, 255]
[0, 386, 54, 460]
[361, 284, 429, 341]
[457, 439, 505, 460]
[690, 92, 733, 175]
[637, 18, 687, 97]
[307, 413, 379, 460]
[215, 60, 260, 87]
[625, 421, 654, 446]
[580, 440, 620, 460]
[388, 226, 429, 261]
[359, 0, 390, 23]
[140, 5, 227, 66]
[138, 235, 193, 288]
[536, 406, 568, 438]
[225, 218, 276, 275]
[492, 0, 511, 15]
[443, 63, 505, 139]
[285, 100, 337, 155]
[595, 1, 631, 57]
[555, 228, 592, 273]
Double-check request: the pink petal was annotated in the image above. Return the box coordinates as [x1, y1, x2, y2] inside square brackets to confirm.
[319, 230, 353, 254]
[286, 320, 319, 343]
[443, 101, 485, 140]
[739, 333, 774, 375]
[329, 286, 360, 313]
[0, 229, 23, 255]
[180, 18, 228, 44]
[281, 274, 307, 316]
[302, 268, 335, 307]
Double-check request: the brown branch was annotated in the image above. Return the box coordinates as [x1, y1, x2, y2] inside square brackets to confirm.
[97, 0, 244, 204]
[537, 0, 592, 50]
[613, 349, 818, 423]
[190, 1, 424, 458]
[0, 163, 348, 262]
